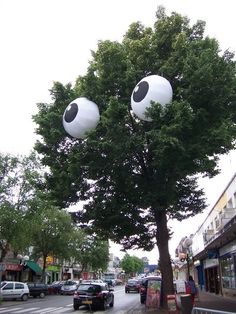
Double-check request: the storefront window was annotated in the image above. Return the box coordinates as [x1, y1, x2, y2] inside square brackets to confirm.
[221, 255, 236, 289]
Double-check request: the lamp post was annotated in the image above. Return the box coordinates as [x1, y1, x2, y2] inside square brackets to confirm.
[17, 254, 29, 281]
[182, 237, 192, 279]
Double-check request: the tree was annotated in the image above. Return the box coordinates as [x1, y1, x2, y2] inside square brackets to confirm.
[121, 254, 144, 277]
[0, 152, 43, 261]
[27, 193, 78, 281]
[71, 232, 109, 275]
[33, 7, 236, 305]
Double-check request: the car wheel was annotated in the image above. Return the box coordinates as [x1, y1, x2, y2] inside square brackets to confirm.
[73, 304, 79, 310]
[110, 297, 114, 307]
[100, 300, 106, 311]
[125, 290, 127, 293]
[39, 292, 45, 298]
[21, 294, 28, 301]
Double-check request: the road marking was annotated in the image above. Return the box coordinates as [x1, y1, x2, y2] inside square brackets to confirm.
[0, 308, 22, 313]
[53, 308, 72, 313]
[30, 308, 55, 313]
[12, 308, 39, 313]
[37, 307, 64, 313]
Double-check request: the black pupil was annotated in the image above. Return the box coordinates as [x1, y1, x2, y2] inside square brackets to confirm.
[64, 103, 78, 122]
[133, 81, 149, 102]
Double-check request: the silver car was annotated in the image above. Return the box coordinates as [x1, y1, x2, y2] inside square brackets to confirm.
[60, 280, 79, 295]
[0, 281, 29, 301]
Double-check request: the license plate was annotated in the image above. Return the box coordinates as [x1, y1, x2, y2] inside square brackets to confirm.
[82, 300, 92, 305]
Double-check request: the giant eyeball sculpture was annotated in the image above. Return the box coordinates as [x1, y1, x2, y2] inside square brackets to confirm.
[131, 75, 173, 121]
[63, 97, 100, 139]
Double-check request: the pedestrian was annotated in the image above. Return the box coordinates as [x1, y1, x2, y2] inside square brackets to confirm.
[186, 275, 197, 305]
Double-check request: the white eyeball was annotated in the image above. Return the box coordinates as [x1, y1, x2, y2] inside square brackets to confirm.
[62, 97, 100, 139]
[131, 75, 173, 121]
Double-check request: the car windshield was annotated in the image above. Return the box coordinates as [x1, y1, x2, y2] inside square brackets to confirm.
[78, 284, 101, 293]
[51, 281, 60, 285]
[64, 281, 76, 286]
[0, 282, 7, 288]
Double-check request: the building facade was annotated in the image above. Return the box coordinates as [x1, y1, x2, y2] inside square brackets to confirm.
[177, 173, 236, 298]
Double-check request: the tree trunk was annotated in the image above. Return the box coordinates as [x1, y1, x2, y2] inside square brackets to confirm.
[156, 210, 174, 308]
[42, 255, 47, 283]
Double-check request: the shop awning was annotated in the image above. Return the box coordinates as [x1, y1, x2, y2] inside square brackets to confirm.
[26, 261, 42, 275]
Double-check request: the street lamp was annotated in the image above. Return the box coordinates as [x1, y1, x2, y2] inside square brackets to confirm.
[182, 237, 193, 279]
[17, 254, 29, 266]
[17, 254, 29, 282]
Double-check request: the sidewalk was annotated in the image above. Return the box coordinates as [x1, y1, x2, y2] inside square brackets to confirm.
[127, 290, 236, 314]
[194, 290, 236, 313]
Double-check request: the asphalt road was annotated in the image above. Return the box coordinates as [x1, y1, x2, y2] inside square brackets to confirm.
[0, 285, 141, 314]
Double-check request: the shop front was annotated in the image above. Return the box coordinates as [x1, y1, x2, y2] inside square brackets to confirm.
[204, 258, 220, 294]
[219, 240, 236, 297]
[62, 266, 72, 280]
[46, 265, 61, 284]
[3, 261, 23, 281]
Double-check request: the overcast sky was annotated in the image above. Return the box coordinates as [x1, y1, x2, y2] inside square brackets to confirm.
[1, 0, 236, 263]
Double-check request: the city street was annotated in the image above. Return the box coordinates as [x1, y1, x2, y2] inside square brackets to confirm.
[0, 285, 140, 314]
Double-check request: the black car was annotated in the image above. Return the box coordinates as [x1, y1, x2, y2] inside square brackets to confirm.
[73, 282, 114, 311]
[125, 279, 141, 293]
[139, 276, 162, 304]
[27, 282, 49, 298]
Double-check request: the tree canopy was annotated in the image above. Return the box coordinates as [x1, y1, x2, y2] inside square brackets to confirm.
[121, 254, 144, 276]
[33, 7, 236, 304]
[0, 152, 43, 261]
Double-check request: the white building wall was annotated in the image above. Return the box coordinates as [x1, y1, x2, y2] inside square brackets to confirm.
[192, 173, 236, 258]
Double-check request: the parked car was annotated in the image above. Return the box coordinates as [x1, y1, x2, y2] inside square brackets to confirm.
[125, 279, 141, 293]
[139, 276, 162, 304]
[73, 282, 114, 311]
[27, 282, 48, 298]
[48, 281, 65, 294]
[81, 279, 104, 284]
[103, 278, 115, 287]
[0, 281, 29, 301]
[115, 278, 123, 285]
[60, 280, 79, 295]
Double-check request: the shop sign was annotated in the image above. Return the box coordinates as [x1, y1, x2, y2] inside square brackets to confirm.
[219, 240, 236, 256]
[175, 280, 186, 293]
[167, 294, 179, 313]
[47, 265, 60, 272]
[203, 258, 219, 269]
[146, 279, 161, 309]
[5, 263, 22, 271]
[46, 256, 53, 265]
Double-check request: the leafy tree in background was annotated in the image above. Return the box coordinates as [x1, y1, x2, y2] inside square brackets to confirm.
[33, 7, 236, 304]
[27, 192, 78, 281]
[0, 152, 43, 261]
[121, 254, 144, 277]
[72, 233, 109, 275]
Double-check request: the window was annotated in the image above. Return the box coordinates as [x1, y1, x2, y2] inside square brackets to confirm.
[15, 283, 24, 289]
[227, 198, 233, 208]
[221, 255, 236, 289]
[234, 192, 236, 207]
[214, 216, 220, 229]
[3, 283, 14, 290]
